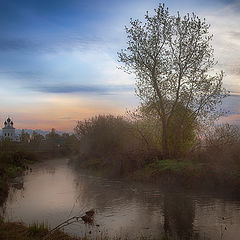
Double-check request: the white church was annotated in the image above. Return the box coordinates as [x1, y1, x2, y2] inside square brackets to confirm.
[2, 117, 17, 141]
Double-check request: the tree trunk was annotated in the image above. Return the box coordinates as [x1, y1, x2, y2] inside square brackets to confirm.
[162, 119, 169, 158]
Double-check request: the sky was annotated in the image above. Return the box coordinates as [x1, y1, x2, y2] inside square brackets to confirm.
[0, 0, 239, 131]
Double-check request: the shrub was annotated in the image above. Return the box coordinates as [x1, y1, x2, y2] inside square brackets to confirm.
[74, 115, 158, 175]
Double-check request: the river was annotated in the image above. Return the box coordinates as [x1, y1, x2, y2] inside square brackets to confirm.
[1, 158, 240, 239]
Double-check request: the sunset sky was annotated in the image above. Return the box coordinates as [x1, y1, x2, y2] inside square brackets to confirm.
[0, 0, 239, 132]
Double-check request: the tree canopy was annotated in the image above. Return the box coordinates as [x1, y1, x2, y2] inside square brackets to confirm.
[118, 4, 228, 157]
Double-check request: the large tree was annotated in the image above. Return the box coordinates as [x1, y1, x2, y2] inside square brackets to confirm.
[118, 4, 228, 157]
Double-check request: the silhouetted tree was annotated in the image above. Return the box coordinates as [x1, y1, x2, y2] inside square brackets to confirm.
[20, 129, 30, 143]
[31, 131, 44, 145]
[61, 133, 78, 155]
[46, 128, 59, 139]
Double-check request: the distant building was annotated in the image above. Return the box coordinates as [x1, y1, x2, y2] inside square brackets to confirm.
[2, 117, 17, 141]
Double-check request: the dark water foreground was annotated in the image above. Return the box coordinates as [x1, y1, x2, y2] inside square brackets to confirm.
[1, 159, 240, 240]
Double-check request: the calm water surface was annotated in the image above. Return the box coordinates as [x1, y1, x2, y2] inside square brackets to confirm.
[1, 158, 240, 239]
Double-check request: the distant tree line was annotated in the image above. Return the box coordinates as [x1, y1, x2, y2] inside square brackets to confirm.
[1, 128, 78, 159]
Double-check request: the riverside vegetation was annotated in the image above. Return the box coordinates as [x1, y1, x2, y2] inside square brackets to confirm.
[0, 221, 80, 240]
[0, 221, 172, 240]
[73, 115, 240, 190]
[72, 4, 239, 191]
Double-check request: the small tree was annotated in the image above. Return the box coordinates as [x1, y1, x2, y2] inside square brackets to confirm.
[31, 131, 44, 145]
[118, 4, 228, 157]
[46, 128, 59, 139]
[20, 129, 30, 143]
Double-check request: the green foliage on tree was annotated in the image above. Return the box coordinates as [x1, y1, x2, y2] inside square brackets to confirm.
[118, 4, 228, 157]
[131, 103, 197, 157]
[166, 104, 197, 157]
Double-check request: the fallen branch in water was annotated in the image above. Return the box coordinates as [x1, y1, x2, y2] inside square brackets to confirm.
[42, 209, 95, 240]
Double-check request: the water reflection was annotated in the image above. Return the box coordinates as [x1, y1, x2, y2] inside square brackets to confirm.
[1, 158, 240, 239]
[163, 193, 196, 239]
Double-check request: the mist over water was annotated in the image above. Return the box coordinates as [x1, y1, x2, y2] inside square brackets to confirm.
[1, 158, 240, 240]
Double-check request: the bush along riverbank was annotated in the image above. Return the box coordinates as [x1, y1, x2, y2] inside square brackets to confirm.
[73, 115, 240, 192]
[72, 115, 240, 191]
[130, 159, 240, 190]
[75, 152, 240, 191]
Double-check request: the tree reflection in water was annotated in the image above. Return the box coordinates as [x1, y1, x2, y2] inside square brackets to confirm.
[163, 192, 199, 239]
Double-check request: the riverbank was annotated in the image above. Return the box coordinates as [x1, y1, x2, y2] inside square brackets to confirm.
[75, 157, 240, 192]
[73, 115, 240, 192]
[0, 220, 172, 240]
[0, 221, 81, 240]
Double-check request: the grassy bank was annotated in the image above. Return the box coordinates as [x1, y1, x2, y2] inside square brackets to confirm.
[0, 220, 172, 240]
[0, 221, 80, 240]
[75, 157, 240, 192]
[131, 159, 205, 180]
[131, 158, 240, 191]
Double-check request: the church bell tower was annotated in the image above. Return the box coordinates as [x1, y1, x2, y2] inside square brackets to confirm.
[2, 117, 16, 141]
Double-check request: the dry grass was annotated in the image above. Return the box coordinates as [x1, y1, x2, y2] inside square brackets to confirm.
[0, 221, 81, 240]
[0, 220, 171, 240]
